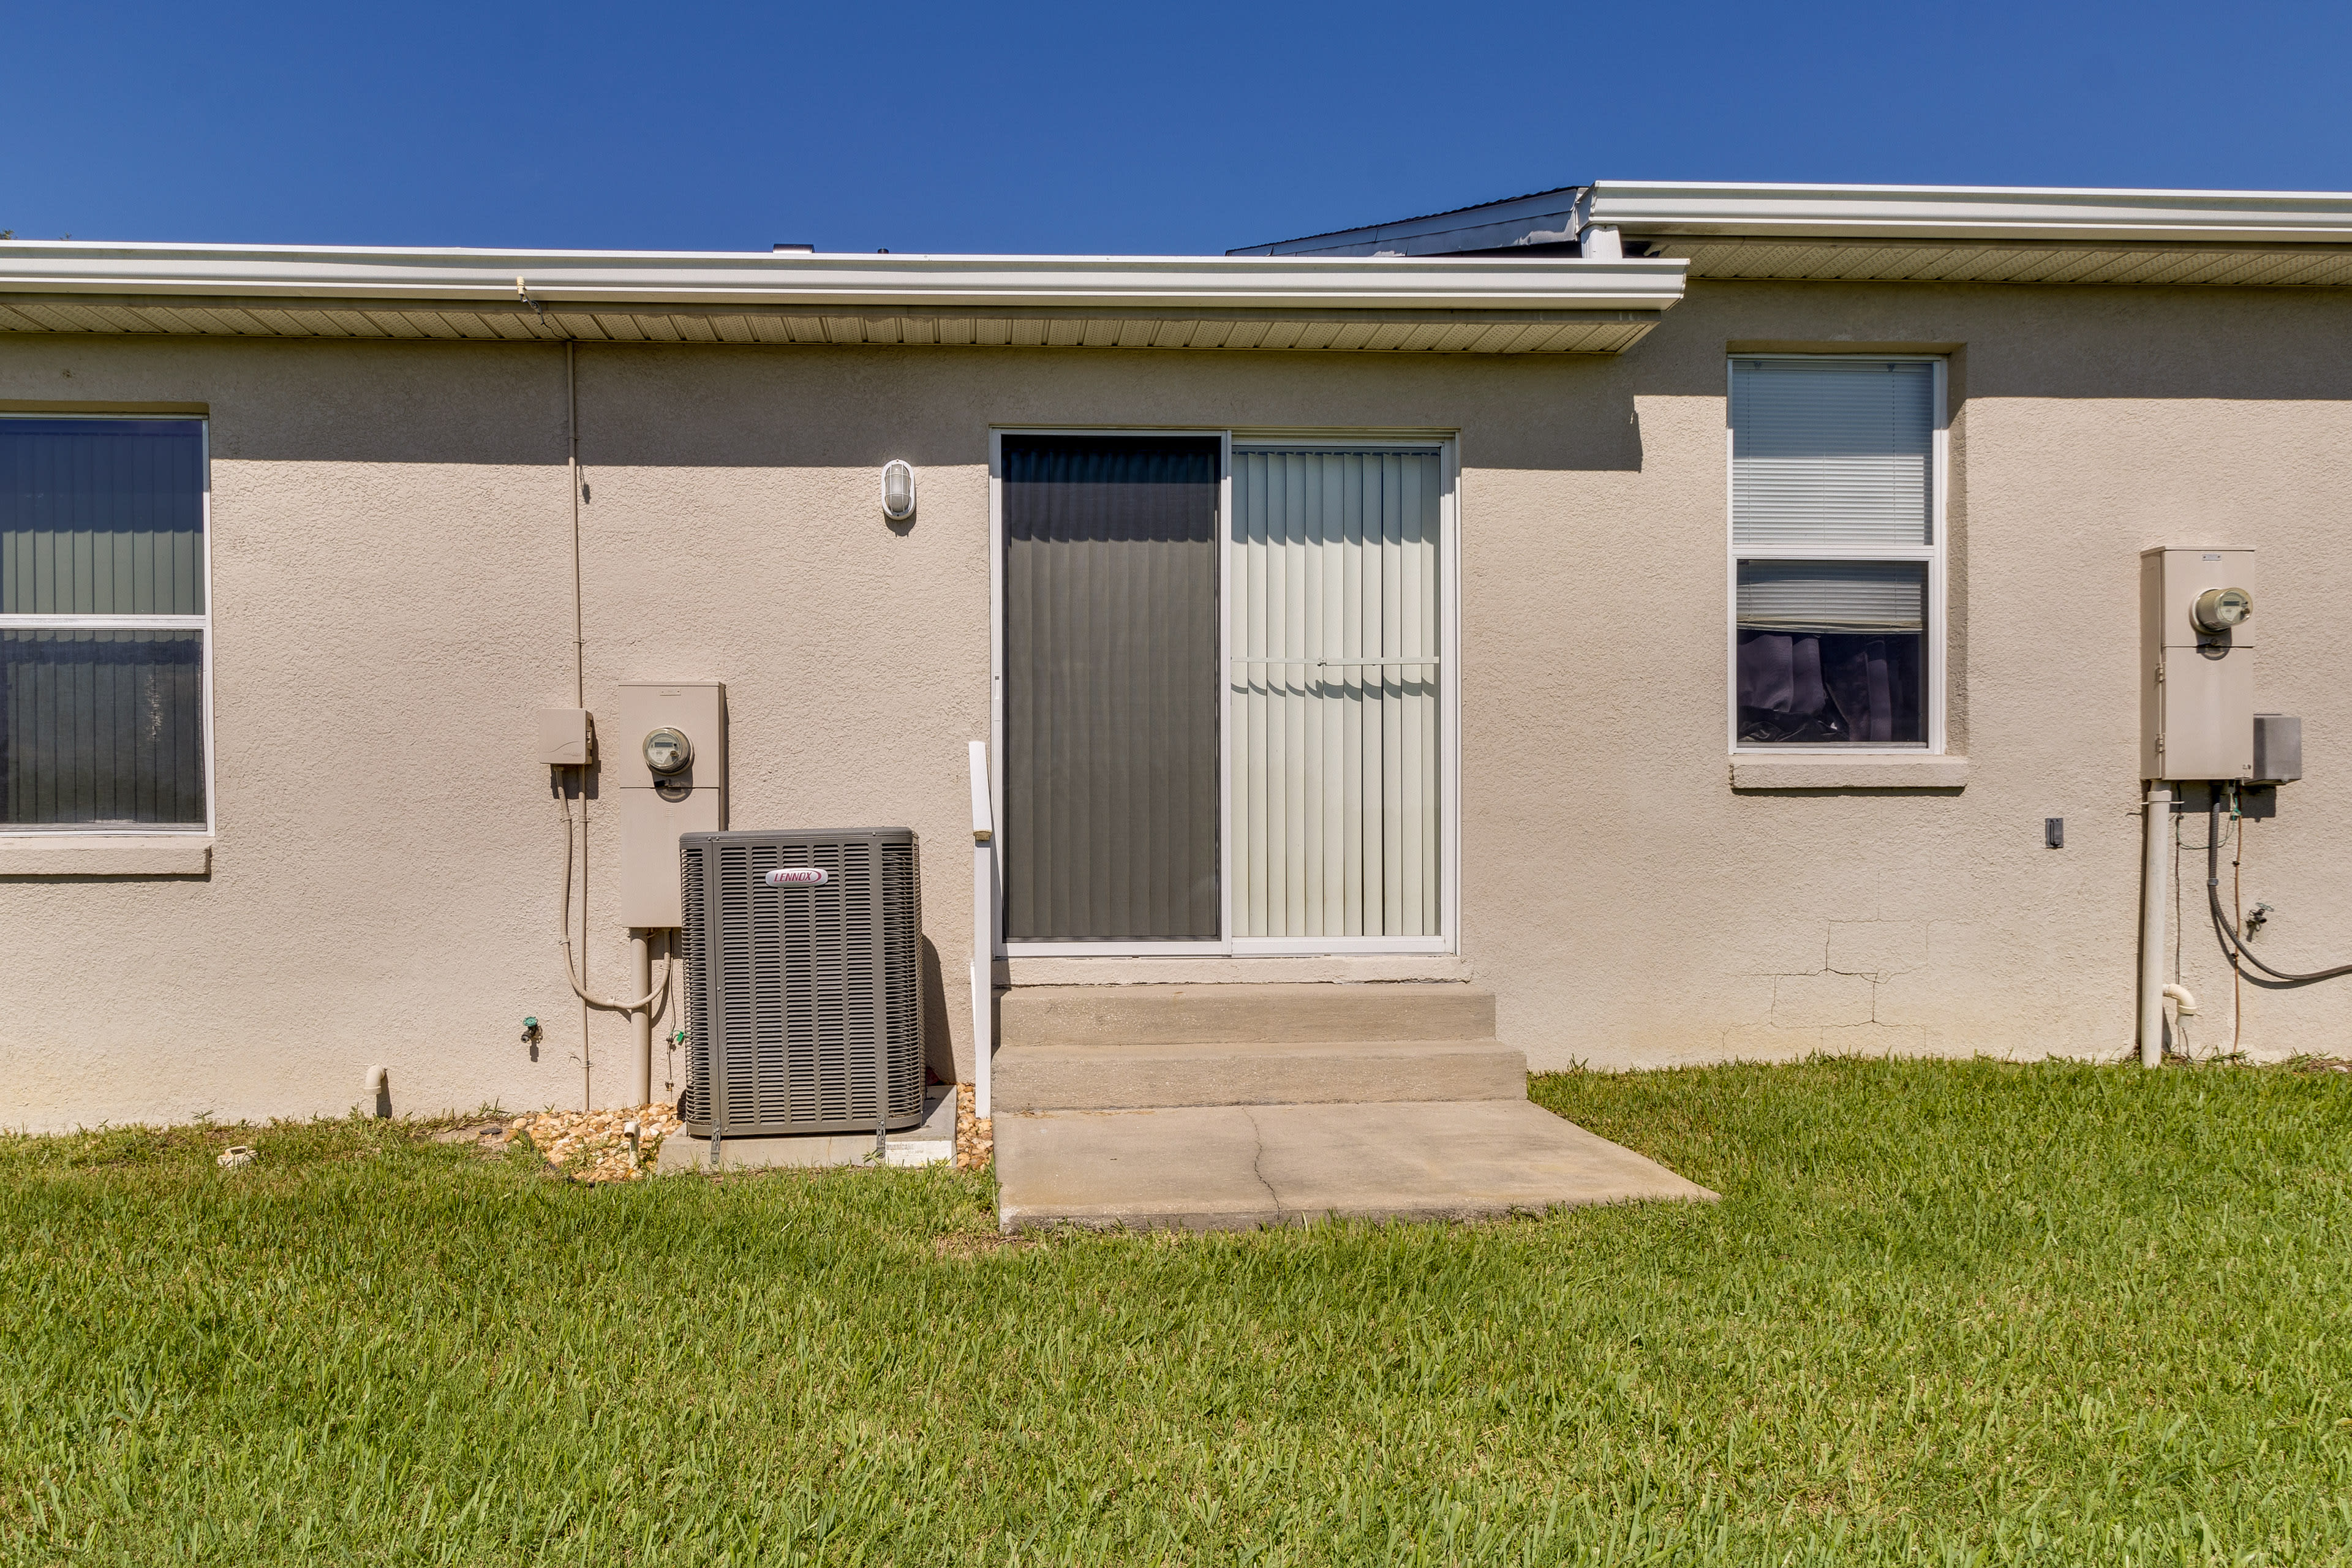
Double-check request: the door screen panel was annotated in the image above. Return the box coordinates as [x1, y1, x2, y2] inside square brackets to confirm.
[1001, 435, 1221, 940]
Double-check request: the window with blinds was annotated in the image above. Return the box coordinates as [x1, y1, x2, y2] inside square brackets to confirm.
[0, 418, 210, 830]
[1730, 359, 1939, 748]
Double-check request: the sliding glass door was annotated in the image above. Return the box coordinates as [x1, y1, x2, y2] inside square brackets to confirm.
[997, 433, 1452, 953]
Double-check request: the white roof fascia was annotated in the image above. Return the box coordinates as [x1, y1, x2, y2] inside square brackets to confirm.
[0, 241, 1687, 314]
[1586, 181, 2352, 245]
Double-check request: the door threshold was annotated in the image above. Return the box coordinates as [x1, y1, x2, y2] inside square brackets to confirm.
[995, 953, 1474, 987]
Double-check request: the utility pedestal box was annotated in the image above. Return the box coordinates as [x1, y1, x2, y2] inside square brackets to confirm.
[2140, 547, 2255, 783]
[614, 680, 725, 928]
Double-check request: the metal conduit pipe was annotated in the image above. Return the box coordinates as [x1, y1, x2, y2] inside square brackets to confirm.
[564, 333, 589, 1090]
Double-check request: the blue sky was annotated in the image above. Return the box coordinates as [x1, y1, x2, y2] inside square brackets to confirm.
[6, 0, 2350, 255]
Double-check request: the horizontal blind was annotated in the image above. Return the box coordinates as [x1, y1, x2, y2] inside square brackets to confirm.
[0, 420, 206, 615]
[1732, 360, 1933, 549]
[1736, 560, 1926, 633]
[1003, 435, 1221, 940]
[1231, 448, 1440, 940]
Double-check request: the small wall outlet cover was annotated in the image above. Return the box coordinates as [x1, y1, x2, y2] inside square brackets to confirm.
[2045, 816, 2065, 850]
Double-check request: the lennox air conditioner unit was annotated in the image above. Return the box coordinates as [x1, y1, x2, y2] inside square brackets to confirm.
[679, 828, 927, 1138]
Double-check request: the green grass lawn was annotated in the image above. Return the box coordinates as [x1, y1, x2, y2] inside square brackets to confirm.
[3, 1058, 2349, 1566]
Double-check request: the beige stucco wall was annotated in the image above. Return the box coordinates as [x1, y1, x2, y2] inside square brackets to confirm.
[4, 276, 2350, 1130]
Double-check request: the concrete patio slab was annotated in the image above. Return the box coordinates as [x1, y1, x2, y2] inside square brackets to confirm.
[994, 1098, 1716, 1232]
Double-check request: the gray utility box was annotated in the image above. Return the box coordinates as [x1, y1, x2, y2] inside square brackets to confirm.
[679, 828, 927, 1139]
[616, 681, 725, 929]
[2253, 714, 2303, 784]
[2139, 546, 2255, 783]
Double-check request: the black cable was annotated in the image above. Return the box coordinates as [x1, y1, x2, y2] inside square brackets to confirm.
[2207, 793, 2352, 984]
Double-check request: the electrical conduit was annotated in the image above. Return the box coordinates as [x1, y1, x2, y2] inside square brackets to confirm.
[2207, 790, 2352, 984]
[557, 791, 673, 1015]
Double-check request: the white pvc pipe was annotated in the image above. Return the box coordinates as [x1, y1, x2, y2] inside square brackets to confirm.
[970, 739, 994, 1119]
[630, 930, 653, 1107]
[2139, 786, 2173, 1068]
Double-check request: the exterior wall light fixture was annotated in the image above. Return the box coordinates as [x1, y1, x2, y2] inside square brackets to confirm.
[881, 459, 916, 522]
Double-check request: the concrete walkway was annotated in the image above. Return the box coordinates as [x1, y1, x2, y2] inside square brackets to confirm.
[995, 1098, 1717, 1233]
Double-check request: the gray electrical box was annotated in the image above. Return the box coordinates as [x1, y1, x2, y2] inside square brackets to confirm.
[2139, 546, 2255, 783]
[534, 707, 594, 767]
[613, 680, 725, 928]
[2253, 713, 2302, 784]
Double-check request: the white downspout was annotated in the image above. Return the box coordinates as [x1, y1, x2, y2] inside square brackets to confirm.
[2138, 785, 2173, 1068]
[969, 739, 995, 1119]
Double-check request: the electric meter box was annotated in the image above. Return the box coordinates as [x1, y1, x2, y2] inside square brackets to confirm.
[613, 680, 725, 927]
[2139, 547, 2255, 783]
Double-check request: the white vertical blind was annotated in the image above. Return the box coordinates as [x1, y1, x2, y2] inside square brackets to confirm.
[1230, 449, 1441, 939]
[1732, 360, 1934, 549]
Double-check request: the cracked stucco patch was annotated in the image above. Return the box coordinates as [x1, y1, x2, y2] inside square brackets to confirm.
[1773, 971, 1874, 1027]
[1738, 920, 1947, 1044]
[1827, 921, 1928, 982]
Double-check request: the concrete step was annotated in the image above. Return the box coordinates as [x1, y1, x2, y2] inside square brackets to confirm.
[997, 982, 1496, 1048]
[993, 1039, 1526, 1112]
[994, 1099, 1718, 1233]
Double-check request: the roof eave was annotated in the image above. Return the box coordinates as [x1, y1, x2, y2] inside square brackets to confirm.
[0, 244, 1689, 317]
[1586, 180, 2352, 247]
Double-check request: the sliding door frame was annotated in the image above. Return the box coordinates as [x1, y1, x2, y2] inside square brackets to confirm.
[989, 426, 1460, 959]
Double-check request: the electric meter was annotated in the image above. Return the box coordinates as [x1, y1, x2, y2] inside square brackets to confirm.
[2192, 586, 2252, 633]
[643, 727, 693, 775]
[2141, 548, 2256, 782]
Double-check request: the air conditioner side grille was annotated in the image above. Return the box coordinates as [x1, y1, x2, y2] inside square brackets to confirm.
[682, 828, 926, 1138]
[682, 845, 710, 1124]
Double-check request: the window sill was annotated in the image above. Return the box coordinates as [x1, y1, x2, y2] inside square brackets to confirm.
[1730, 755, 1969, 791]
[0, 835, 213, 876]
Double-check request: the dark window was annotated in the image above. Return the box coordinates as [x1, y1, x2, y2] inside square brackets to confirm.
[0, 418, 208, 829]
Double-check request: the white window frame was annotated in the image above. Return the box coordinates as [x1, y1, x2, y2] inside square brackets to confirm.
[987, 426, 1461, 957]
[0, 413, 216, 837]
[1724, 355, 1948, 756]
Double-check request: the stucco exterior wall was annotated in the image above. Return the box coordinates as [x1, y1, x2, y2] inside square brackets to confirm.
[5, 276, 2350, 1129]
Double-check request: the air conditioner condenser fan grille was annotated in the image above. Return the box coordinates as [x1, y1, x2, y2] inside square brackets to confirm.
[681, 828, 925, 1138]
